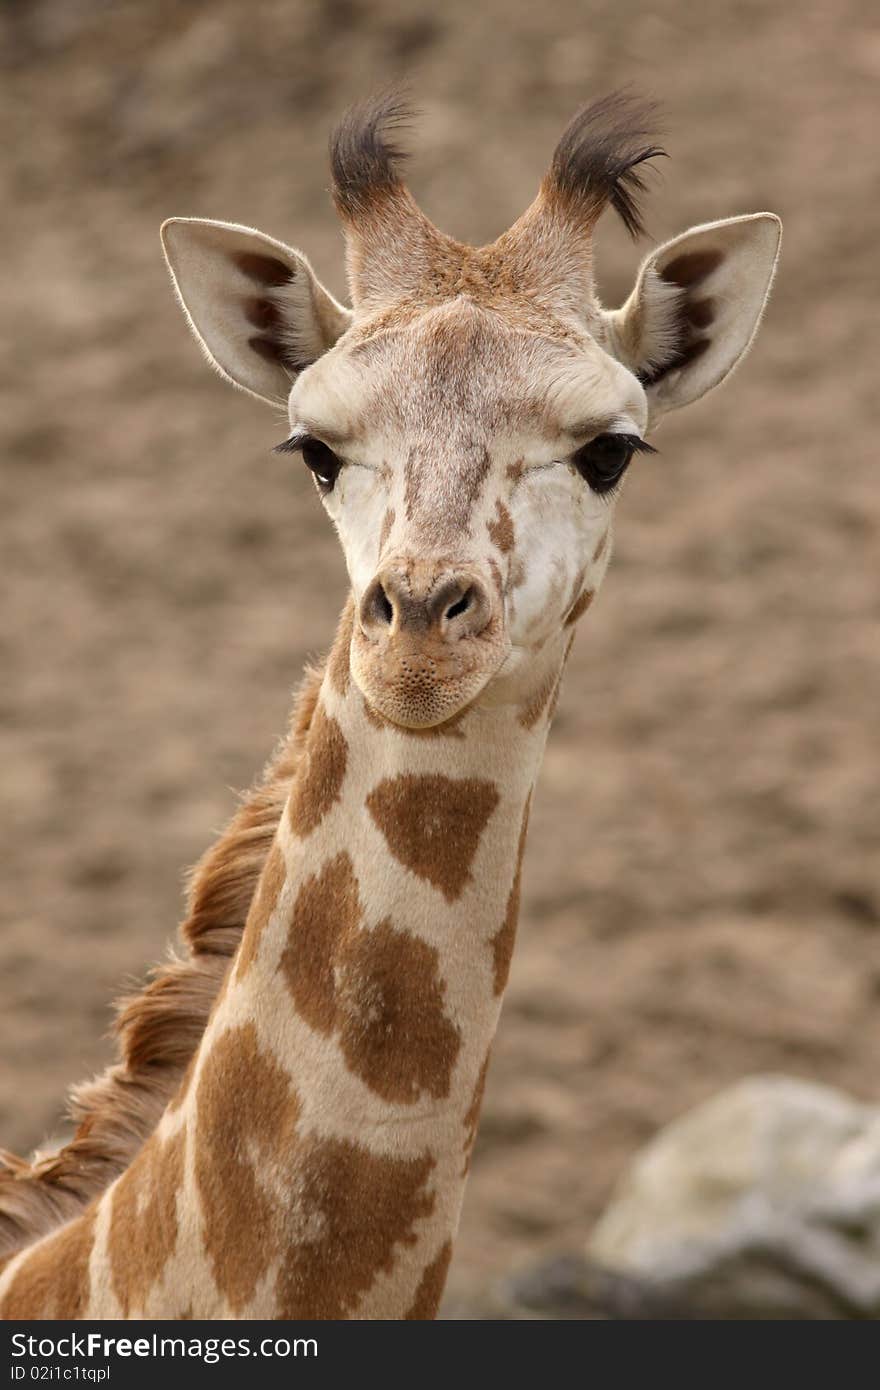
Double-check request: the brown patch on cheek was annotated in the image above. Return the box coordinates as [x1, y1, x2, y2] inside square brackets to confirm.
[366, 773, 500, 903]
[277, 1139, 436, 1319]
[0, 1206, 97, 1319]
[592, 529, 609, 564]
[195, 1023, 298, 1313]
[506, 458, 525, 484]
[328, 597, 355, 697]
[108, 1128, 185, 1315]
[488, 557, 504, 600]
[487, 498, 514, 554]
[565, 566, 586, 610]
[490, 795, 531, 996]
[404, 1239, 454, 1319]
[280, 852, 362, 1037]
[564, 588, 595, 627]
[288, 704, 348, 837]
[378, 507, 396, 557]
[337, 918, 461, 1103]
[235, 839, 287, 981]
[462, 1050, 491, 1173]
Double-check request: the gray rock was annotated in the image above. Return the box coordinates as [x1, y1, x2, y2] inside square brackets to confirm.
[587, 1074, 880, 1319]
[496, 1253, 697, 1320]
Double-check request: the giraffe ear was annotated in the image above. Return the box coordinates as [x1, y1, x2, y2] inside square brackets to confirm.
[161, 218, 353, 406]
[604, 213, 781, 420]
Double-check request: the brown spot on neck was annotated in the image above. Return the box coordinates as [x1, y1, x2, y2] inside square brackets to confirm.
[279, 852, 363, 1038]
[518, 667, 558, 729]
[196, 1011, 439, 1312]
[366, 773, 500, 903]
[280, 855, 461, 1103]
[337, 917, 461, 1103]
[490, 793, 531, 996]
[167, 1054, 197, 1113]
[404, 1239, 454, 1319]
[564, 588, 595, 626]
[108, 1129, 185, 1316]
[0, 1207, 96, 1319]
[195, 1018, 439, 1318]
[328, 597, 355, 697]
[235, 839, 287, 981]
[277, 1138, 436, 1319]
[287, 703, 349, 837]
[545, 633, 576, 728]
[462, 1050, 492, 1173]
[195, 1022, 298, 1312]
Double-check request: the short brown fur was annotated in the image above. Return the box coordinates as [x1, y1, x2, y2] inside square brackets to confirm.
[366, 773, 500, 903]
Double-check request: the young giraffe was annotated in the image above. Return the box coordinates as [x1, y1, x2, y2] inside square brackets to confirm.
[0, 92, 780, 1319]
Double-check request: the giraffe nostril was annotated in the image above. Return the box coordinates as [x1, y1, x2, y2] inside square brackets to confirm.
[364, 568, 493, 640]
[361, 578, 395, 631]
[375, 584, 394, 626]
[444, 588, 473, 622]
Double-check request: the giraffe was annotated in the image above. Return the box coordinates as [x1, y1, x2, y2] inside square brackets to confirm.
[0, 92, 780, 1319]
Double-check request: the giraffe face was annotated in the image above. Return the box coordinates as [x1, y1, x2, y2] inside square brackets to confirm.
[287, 299, 646, 727]
[162, 96, 780, 729]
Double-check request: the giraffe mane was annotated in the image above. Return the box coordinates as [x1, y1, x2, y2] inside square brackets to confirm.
[0, 661, 324, 1262]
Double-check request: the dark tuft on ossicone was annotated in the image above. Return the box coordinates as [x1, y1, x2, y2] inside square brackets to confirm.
[329, 88, 415, 218]
[546, 91, 665, 239]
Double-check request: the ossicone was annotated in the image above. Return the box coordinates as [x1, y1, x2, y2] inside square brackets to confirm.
[329, 87, 415, 221]
[543, 91, 665, 240]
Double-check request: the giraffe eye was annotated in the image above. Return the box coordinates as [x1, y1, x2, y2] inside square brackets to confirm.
[572, 433, 656, 495]
[275, 433, 343, 494]
[300, 438, 342, 494]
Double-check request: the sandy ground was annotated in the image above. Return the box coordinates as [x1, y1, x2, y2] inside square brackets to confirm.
[1, 0, 878, 1314]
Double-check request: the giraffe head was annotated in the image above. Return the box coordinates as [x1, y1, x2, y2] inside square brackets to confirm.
[162, 93, 780, 729]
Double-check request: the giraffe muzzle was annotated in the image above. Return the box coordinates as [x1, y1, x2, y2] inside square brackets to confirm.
[351, 561, 508, 728]
[360, 565, 493, 643]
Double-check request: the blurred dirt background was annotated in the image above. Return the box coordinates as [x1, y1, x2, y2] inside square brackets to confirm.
[1, 0, 877, 1314]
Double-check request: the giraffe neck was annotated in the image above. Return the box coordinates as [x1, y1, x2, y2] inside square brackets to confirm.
[0, 600, 567, 1321]
[184, 601, 559, 1319]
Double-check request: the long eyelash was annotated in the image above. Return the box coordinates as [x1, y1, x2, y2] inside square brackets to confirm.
[277, 433, 656, 462]
[273, 434, 308, 455]
[626, 435, 659, 455]
[597, 482, 623, 505]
